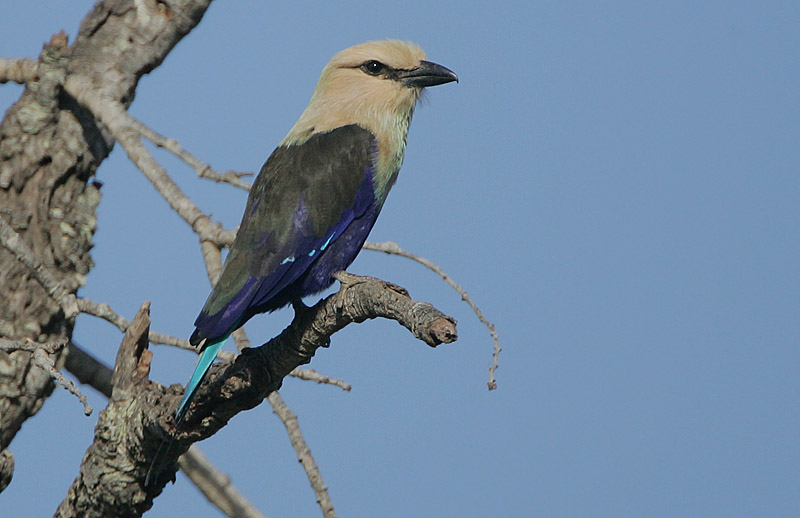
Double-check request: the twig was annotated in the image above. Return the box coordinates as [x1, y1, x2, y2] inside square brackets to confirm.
[0, 57, 38, 84]
[288, 369, 351, 391]
[0, 338, 64, 354]
[178, 446, 267, 518]
[31, 348, 92, 416]
[63, 76, 235, 247]
[77, 297, 195, 351]
[363, 240, 501, 389]
[0, 215, 79, 318]
[130, 119, 252, 191]
[269, 392, 336, 518]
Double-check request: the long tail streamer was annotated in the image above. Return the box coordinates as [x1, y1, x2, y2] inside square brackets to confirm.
[145, 338, 227, 486]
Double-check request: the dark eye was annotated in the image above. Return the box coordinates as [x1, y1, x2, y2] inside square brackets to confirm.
[362, 60, 386, 76]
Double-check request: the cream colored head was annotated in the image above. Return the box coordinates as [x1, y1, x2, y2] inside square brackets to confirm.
[282, 40, 457, 186]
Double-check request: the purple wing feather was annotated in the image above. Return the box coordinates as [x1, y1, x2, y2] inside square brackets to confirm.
[191, 126, 379, 345]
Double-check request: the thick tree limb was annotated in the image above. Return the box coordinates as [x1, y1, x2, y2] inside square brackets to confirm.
[64, 340, 265, 518]
[58, 275, 455, 516]
[0, 0, 215, 486]
[147, 274, 455, 489]
[0, 57, 38, 84]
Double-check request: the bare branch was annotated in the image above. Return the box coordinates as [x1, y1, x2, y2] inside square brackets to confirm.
[77, 296, 195, 351]
[65, 342, 113, 397]
[0, 57, 38, 84]
[30, 348, 92, 416]
[172, 273, 456, 434]
[201, 240, 226, 283]
[0, 338, 64, 354]
[91, 274, 457, 506]
[179, 446, 267, 518]
[269, 392, 336, 518]
[64, 341, 262, 518]
[0, 215, 79, 319]
[288, 369, 351, 391]
[363, 240, 501, 389]
[63, 76, 236, 247]
[57, 303, 153, 517]
[130, 119, 252, 191]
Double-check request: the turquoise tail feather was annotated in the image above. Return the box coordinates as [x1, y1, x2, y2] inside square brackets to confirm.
[145, 337, 227, 486]
[175, 338, 227, 423]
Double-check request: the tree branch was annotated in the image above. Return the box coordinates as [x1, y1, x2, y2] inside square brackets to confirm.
[269, 391, 336, 518]
[0, 0, 217, 484]
[64, 340, 264, 518]
[0, 214, 79, 319]
[62, 79, 236, 247]
[56, 304, 155, 518]
[0, 57, 38, 84]
[0, 449, 12, 493]
[31, 348, 92, 416]
[288, 368, 351, 392]
[149, 274, 456, 486]
[179, 446, 266, 518]
[59, 275, 456, 516]
[77, 296, 197, 351]
[130, 118, 253, 191]
[364, 240, 501, 389]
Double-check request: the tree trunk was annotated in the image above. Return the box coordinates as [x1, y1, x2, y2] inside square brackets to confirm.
[0, 0, 214, 492]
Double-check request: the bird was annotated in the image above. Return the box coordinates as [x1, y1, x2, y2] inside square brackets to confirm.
[146, 40, 456, 486]
[175, 40, 457, 426]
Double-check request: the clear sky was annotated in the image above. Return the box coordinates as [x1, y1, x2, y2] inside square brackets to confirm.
[2, 2, 798, 517]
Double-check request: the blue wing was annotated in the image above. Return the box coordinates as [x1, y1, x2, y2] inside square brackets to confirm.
[191, 124, 379, 345]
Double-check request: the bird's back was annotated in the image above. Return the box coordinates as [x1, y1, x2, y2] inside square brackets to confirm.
[191, 124, 379, 346]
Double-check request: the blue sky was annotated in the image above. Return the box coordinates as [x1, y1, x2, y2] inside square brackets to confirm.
[2, 2, 798, 516]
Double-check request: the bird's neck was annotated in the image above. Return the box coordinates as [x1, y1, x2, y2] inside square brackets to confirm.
[371, 107, 413, 205]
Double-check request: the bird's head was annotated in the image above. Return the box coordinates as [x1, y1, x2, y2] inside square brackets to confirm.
[283, 40, 457, 159]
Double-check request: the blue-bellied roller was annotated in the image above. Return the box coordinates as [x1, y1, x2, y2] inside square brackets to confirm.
[177, 39, 457, 425]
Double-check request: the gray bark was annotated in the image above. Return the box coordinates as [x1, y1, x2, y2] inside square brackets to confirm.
[55, 276, 455, 517]
[0, 0, 214, 492]
[0, 4, 458, 516]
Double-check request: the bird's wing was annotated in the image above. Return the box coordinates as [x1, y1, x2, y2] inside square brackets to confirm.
[192, 125, 377, 343]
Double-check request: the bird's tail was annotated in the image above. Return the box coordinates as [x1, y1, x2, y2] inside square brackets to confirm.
[145, 338, 227, 486]
[175, 338, 226, 423]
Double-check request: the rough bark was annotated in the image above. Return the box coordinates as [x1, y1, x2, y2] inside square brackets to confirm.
[2, 4, 461, 515]
[55, 275, 456, 517]
[0, 0, 214, 491]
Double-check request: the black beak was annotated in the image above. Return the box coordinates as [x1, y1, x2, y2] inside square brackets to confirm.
[398, 60, 458, 88]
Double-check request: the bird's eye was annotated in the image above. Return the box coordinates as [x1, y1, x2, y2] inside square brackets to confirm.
[361, 60, 386, 76]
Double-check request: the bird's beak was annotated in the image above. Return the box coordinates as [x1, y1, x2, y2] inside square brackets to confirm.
[398, 60, 458, 88]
